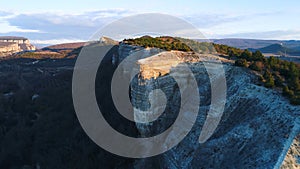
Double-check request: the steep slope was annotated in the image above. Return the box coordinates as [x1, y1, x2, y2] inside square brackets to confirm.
[125, 44, 300, 168]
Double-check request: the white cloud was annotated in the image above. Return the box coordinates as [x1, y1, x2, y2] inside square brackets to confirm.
[31, 39, 86, 45]
[0, 22, 40, 33]
[0, 9, 135, 40]
[216, 30, 300, 40]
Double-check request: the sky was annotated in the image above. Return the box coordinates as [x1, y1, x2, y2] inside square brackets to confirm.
[0, 0, 300, 45]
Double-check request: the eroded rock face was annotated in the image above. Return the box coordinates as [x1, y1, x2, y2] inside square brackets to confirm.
[137, 51, 231, 80]
[0, 42, 21, 55]
[125, 46, 300, 168]
[137, 51, 199, 79]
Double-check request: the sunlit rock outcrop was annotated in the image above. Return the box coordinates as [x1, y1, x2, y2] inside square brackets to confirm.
[0, 36, 36, 57]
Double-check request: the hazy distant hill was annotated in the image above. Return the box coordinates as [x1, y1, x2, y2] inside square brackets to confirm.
[249, 44, 288, 53]
[248, 44, 300, 56]
[291, 46, 300, 51]
[43, 42, 85, 50]
[197, 39, 300, 56]
[197, 38, 300, 49]
[212, 39, 281, 49]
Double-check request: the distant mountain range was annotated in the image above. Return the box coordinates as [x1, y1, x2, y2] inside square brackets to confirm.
[199, 38, 300, 49]
[197, 38, 300, 56]
[250, 44, 288, 53]
[248, 44, 300, 56]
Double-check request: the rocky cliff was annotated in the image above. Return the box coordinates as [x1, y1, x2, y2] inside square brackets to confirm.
[118, 44, 300, 168]
[0, 36, 36, 57]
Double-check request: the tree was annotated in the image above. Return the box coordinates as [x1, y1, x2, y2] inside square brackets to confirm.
[282, 85, 294, 97]
[263, 70, 275, 88]
[249, 61, 264, 71]
[289, 77, 300, 91]
[274, 71, 284, 87]
[252, 50, 264, 61]
[268, 56, 279, 68]
[228, 49, 236, 59]
[235, 59, 248, 67]
[240, 49, 252, 60]
[291, 96, 300, 105]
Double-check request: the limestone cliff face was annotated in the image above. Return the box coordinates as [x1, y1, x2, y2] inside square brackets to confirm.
[117, 44, 300, 168]
[137, 51, 200, 80]
[0, 42, 21, 54]
[0, 36, 36, 57]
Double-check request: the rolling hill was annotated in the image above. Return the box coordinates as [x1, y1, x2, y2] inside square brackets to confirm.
[249, 44, 300, 56]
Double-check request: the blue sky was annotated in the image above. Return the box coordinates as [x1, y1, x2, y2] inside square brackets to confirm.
[1, 0, 300, 44]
